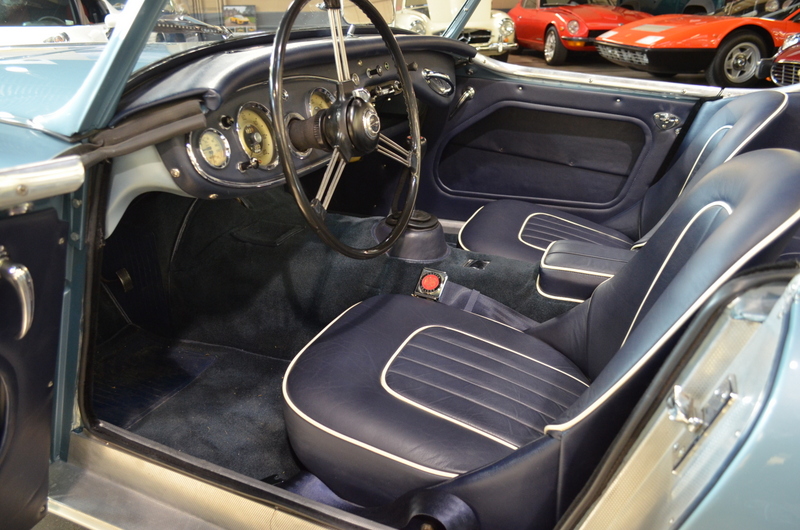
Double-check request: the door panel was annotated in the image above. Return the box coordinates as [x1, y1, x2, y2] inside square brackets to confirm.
[0, 209, 68, 529]
[418, 75, 700, 225]
[438, 106, 645, 203]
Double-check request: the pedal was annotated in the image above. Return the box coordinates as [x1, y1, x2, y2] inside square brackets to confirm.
[413, 268, 448, 301]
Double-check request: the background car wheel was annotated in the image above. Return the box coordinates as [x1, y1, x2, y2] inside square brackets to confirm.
[705, 31, 767, 87]
[544, 27, 568, 66]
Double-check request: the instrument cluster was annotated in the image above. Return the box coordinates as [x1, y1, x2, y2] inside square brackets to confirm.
[176, 76, 341, 194]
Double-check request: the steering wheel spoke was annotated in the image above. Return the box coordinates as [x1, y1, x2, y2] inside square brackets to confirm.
[326, 5, 351, 83]
[377, 134, 412, 167]
[317, 148, 348, 210]
[270, 0, 421, 259]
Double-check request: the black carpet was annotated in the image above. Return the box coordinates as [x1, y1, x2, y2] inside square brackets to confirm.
[93, 326, 299, 480]
[92, 186, 574, 485]
[92, 327, 216, 429]
[167, 187, 574, 361]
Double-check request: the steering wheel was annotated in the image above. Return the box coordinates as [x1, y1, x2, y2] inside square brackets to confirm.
[269, 0, 421, 259]
[34, 16, 66, 25]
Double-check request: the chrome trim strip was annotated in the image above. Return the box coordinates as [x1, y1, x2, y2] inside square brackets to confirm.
[48, 500, 124, 530]
[471, 54, 724, 99]
[0, 155, 84, 210]
[0, 115, 76, 142]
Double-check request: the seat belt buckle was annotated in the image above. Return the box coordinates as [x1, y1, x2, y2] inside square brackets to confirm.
[413, 268, 448, 301]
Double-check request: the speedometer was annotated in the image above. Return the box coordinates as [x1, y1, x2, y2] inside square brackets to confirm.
[197, 128, 230, 169]
[307, 87, 335, 117]
[236, 103, 278, 170]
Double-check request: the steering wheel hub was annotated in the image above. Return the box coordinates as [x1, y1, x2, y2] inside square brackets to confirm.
[347, 98, 381, 154]
[269, 0, 421, 259]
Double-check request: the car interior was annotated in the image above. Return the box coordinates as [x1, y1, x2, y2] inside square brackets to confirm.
[79, 8, 800, 529]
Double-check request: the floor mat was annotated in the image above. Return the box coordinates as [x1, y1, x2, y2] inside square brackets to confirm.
[92, 328, 216, 429]
[92, 326, 299, 481]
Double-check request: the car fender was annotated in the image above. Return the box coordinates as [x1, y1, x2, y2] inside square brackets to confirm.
[599, 16, 788, 50]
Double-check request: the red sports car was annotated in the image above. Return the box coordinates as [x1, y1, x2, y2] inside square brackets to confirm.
[759, 32, 800, 84]
[509, 0, 652, 65]
[596, 0, 800, 86]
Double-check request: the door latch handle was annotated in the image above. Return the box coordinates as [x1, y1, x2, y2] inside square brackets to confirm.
[449, 86, 475, 119]
[0, 246, 34, 340]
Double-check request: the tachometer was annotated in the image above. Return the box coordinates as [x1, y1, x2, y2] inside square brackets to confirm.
[197, 128, 230, 169]
[236, 103, 277, 170]
[307, 87, 335, 117]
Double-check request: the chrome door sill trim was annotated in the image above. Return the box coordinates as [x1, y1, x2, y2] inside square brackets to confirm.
[48, 430, 388, 529]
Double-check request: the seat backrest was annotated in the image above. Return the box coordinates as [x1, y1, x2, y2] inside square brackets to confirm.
[529, 150, 800, 509]
[535, 149, 800, 383]
[634, 91, 787, 240]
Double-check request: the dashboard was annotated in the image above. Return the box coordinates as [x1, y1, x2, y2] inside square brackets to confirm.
[179, 75, 341, 190]
[116, 35, 475, 201]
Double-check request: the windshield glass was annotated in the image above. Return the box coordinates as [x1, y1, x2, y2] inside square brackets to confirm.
[713, 0, 800, 18]
[0, 0, 483, 127]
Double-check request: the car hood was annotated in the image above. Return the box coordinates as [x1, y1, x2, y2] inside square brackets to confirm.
[0, 44, 175, 123]
[776, 44, 800, 61]
[596, 15, 756, 48]
[546, 5, 651, 25]
[0, 26, 109, 46]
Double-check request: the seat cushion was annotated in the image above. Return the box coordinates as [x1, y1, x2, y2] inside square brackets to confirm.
[283, 294, 589, 505]
[459, 200, 633, 263]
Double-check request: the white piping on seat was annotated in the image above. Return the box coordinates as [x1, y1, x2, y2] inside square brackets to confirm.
[539, 240, 618, 278]
[724, 91, 788, 163]
[678, 126, 732, 196]
[518, 213, 630, 251]
[545, 200, 800, 435]
[536, 275, 586, 304]
[621, 201, 732, 347]
[457, 206, 484, 251]
[380, 325, 589, 449]
[283, 303, 459, 479]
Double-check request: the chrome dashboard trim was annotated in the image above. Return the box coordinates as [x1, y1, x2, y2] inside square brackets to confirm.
[192, 128, 231, 169]
[186, 131, 282, 189]
[285, 112, 312, 159]
[470, 54, 724, 99]
[235, 101, 281, 172]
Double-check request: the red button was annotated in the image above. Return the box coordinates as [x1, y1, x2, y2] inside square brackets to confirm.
[421, 273, 440, 291]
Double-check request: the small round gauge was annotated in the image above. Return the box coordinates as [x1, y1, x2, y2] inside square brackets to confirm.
[236, 103, 277, 170]
[307, 87, 335, 117]
[197, 128, 230, 169]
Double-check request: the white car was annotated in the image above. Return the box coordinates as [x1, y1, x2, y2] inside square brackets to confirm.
[396, 0, 518, 59]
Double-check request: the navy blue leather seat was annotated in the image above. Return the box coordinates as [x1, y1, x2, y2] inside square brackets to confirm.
[458, 91, 787, 263]
[283, 150, 800, 529]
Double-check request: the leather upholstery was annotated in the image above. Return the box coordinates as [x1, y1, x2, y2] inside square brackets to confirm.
[284, 150, 800, 528]
[458, 91, 787, 263]
[459, 201, 632, 263]
[538, 241, 635, 302]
